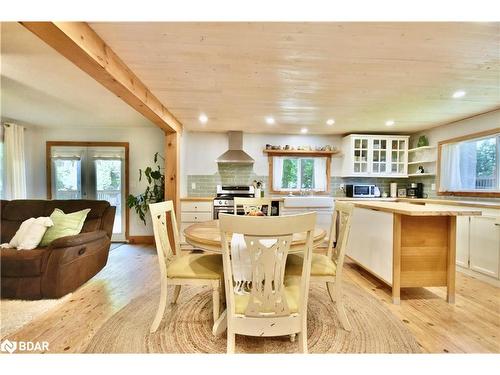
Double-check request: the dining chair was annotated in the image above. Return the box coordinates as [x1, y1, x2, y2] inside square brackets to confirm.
[219, 212, 316, 353]
[149, 200, 223, 333]
[285, 201, 354, 331]
[233, 197, 273, 216]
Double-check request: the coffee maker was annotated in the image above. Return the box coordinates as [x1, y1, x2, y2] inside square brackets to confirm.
[406, 183, 424, 198]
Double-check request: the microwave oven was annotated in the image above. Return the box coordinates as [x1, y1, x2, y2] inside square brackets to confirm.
[345, 184, 378, 198]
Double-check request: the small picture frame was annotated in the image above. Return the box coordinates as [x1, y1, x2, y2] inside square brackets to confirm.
[397, 188, 407, 198]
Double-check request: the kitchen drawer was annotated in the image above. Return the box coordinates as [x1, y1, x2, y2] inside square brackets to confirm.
[181, 201, 212, 212]
[181, 212, 212, 223]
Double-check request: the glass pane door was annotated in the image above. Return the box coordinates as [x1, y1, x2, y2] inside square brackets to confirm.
[390, 139, 407, 175]
[353, 138, 369, 173]
[52, 159, 82, 199]
[94, 158, 124, 238]
[51, 145, 126, 242]
[372, 138, 388, 174]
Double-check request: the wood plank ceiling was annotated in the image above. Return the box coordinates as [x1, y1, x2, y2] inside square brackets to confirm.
[90, 22, 500, 134]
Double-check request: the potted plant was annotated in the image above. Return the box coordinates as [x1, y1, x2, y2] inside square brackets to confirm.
[126, 152, 165, 224]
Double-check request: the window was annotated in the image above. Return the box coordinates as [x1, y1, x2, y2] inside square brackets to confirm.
[272, 156, 328, 192]
[438, 130, 500, 196]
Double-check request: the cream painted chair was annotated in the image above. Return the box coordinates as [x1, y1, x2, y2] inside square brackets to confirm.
[234, 197, 273, 216]
[219, 212, 316, 353]
[285, 201, 354, 331]
[149, 201, 223, 333]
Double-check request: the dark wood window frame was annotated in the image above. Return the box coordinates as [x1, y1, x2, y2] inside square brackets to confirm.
[437, 128, 500, 198]
[46, 141, 130, 240]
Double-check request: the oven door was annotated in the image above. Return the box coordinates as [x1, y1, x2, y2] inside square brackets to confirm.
[214, 208, 234, 219]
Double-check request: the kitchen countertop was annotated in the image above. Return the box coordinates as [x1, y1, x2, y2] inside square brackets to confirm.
[350, 201, 482, 216]
[396, 197, 500, 210]
[180, 197, 213, 202]
[181, 196, 499, 209]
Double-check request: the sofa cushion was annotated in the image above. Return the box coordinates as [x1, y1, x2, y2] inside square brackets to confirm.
[1, 247, 51, 277]
[43, 200, 109, 219]
[1, 200, 47, 221]
[1, 220, 21, 243]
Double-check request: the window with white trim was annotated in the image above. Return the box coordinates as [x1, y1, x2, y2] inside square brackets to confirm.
[439, 132, 499, 194]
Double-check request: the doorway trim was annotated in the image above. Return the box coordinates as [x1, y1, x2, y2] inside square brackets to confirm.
[46, 141, 130, 241]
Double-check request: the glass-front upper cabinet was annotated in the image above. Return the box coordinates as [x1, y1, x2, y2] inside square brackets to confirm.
[353, 137, 369, 174]
[371, 138, 388, 174]
[342, 134, 409, 177]
[390, 138, 408, 175]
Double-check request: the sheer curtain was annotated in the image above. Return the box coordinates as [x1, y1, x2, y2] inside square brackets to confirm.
[272, 156, 284, 191]
[440, 142, 476, 191]
[3, 123, 27, 199]
[313, 157, 328, 191]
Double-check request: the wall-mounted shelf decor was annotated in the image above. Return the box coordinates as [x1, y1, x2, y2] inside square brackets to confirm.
[408, 172, 435, 177]
[408, 145, 436, 153]
[263, 149, 339, 157]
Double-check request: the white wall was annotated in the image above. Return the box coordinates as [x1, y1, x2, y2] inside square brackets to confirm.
[411, 109, 500, 147]
[180, 131, 344, 194]
[22, 124, 165, 236]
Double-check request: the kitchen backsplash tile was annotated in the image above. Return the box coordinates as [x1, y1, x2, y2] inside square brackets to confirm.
[187, 163, 482, 200]
[187, 163, 268, 196]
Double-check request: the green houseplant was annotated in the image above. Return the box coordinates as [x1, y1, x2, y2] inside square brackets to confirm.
[126, 152, 165, 225]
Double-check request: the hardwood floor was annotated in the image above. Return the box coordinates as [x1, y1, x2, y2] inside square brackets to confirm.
[2, 244, 499, 353]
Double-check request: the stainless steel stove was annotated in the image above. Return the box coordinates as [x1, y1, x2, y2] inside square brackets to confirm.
[213, 185, 254, 219]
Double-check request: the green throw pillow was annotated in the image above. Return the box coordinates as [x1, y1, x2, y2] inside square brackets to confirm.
[40, 208, 91, 247]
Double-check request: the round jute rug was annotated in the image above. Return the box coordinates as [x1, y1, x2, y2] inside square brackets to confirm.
[85, 282, 421, 353]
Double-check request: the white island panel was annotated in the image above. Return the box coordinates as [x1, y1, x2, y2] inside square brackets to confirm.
[346, 207, 393, 284]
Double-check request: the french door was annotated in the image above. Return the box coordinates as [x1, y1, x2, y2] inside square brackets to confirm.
[49, 143, 128, 241]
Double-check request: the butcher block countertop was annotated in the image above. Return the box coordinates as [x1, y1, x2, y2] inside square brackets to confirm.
[351, 201, 482, 216]
[396, 197, 500, 210]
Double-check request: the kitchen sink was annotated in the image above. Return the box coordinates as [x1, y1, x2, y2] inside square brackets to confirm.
[283, 196, 334, 208]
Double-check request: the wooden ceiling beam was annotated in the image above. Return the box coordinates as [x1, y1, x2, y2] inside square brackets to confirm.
[20, 22, 182, 134]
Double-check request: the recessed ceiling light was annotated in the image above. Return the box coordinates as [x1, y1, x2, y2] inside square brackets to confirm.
[452, 90, 466, 98]
[385, 120, 395, 127]
[301, 128, 308, 134]
[326, 119, 335, 126]
[198, 113, 208, 124]
[265, 117, 275, 125]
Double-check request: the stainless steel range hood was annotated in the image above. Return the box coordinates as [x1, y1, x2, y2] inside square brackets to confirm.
[216, 131, 254, 164]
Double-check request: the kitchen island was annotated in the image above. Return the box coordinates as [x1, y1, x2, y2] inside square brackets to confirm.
[346, 201, 482, 304]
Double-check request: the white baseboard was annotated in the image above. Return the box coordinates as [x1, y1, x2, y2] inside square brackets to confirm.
[457, 266, 500, 287]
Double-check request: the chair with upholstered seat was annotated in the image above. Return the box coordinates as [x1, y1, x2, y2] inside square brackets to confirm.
[149, 201, 223, 333]
[234, 197, 273, 216]
[285, 201, 354, 331]
[219, 212, 316, 353]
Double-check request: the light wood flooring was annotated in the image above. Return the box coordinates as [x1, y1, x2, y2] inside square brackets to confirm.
[2, 244, 499, 353]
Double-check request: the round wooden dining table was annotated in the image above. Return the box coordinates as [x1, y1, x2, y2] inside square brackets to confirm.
[183, 219, 327, 336]
[184, 219, 327, 253]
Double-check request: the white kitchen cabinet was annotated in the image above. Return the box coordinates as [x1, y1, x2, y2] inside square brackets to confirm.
[456, 216, 470, 268]
[426, 204, 500, 284]
[280, 204, 334, 247]
[346, 207, 394, 284]
[469, 215, 500, 278]
[180, 200, 213, 248]
[342, 134, 409, 177]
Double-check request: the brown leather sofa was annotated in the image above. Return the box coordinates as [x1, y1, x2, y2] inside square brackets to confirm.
[1, 200, 115, 300]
